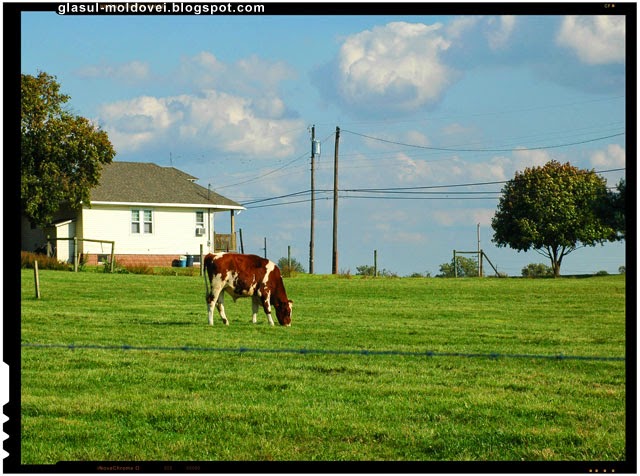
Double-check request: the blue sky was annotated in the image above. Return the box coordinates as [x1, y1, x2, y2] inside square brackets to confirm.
[20, 6, 628, 276]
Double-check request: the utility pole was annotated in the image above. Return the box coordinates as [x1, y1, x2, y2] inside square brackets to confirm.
[309, 125, 316, 274]
[332, 126, 340, 274]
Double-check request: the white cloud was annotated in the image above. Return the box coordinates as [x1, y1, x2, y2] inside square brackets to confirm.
[335, 21, 454, 113]
[486, 15, 516, 50]
[590, 144, 625, 168]
[431, 208, 495, 227]
[556, 16, 625, 65]
[178, 52, 296, 101]
[99, 90, 304, 156]
[96, 53, 304, 157]
[76, 60, 150, 82]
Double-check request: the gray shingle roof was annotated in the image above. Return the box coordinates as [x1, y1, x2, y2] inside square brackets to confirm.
[90, 161, 243, 209]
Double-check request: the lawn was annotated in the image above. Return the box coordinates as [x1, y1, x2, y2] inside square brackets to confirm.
[17, 270, 627, 466]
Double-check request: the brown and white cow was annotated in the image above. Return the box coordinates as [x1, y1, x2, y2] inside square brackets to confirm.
[203, 253, 293, 326]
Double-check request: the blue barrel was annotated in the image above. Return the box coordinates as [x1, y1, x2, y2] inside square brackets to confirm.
[179, 256, 187, 267]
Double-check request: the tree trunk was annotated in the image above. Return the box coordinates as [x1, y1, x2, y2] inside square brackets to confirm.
[549, 246, 562, 278]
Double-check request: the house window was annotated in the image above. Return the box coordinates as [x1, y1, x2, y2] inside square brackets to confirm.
[195, 211, 205, 236]
[132, 209, 153, 234]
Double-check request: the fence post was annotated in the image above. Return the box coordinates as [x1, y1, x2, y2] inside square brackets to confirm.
[73, 237, 78, 272]
[200, 244, 204, 276]
[110, 242, 115, 273]
[453, 250, 457, 278]
[34, 260, 41, 299]
[374, 250, 378, 277]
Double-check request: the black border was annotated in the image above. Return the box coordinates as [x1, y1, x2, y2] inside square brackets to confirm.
[4, 2, 637, 473]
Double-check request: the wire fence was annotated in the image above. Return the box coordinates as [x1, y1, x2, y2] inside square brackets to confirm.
[21, 342, 625, 362]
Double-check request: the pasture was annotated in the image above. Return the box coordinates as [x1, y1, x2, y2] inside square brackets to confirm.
[18, 269, 626, 465]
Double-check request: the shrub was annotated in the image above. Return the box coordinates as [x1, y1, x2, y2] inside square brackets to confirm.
[21, 251, 69, 271]
[521, 263, 554, 278]
[277, 257, 306, 278]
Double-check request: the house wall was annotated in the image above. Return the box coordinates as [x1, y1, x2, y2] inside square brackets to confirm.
[79, 205, 221, 265]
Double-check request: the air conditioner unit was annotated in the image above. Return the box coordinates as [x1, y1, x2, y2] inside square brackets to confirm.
[195, 226, 206, 237]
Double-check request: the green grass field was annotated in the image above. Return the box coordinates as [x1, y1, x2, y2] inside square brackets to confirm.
[19, 270, 626, 464]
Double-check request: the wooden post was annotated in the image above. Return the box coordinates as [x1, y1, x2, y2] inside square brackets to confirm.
[374, 250, 378, 277]
[309, 124, 315, 275]
[332, 126, 340, 274]
[200, 244, 204, 276]
[34, 260, 41, 299]
[110, 241, 115, 273]
[239, 228, 244, 254]
[453, 250, 457, 278]
[477, 224, 481, 278]
[230, 210, 236, 251]
[73, 237, 78, 272]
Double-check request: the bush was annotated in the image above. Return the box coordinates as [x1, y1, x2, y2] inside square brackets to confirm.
[21, 251, 69, 271]
[437, 256, 478, 278]
[277, 257, 306, 277]
[521, 263, 554, 278]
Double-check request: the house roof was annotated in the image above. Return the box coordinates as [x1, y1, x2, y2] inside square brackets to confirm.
[89, 161, 244, 210]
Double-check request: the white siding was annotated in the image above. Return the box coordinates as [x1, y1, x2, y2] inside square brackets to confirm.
[80, 205, 217, 256]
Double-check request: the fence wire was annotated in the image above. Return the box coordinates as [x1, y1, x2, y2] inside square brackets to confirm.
[21, 342, 625, 362]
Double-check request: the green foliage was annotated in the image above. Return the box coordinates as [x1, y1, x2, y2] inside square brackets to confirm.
[598, 178, 626, 241]
[437, 256, 478, 277]
[21, 72, 115, 226]
[19, 271, 625, 462]
[355, 265, 398, 277]
[521, 263, 554, 278]
[277, 256, 306, 277]
[492, 161, 616, 277]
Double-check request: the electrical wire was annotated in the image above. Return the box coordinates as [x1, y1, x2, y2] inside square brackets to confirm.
[241, 168, 625, 209]
[341, 129, 625, 153]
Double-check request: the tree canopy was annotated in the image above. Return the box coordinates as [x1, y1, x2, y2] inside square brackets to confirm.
[491, 161, 618, 277]
[21, 72, 115, 226]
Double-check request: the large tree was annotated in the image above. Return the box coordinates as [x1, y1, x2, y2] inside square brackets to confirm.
[491, 161, 617, 277]
[21, 72, 115, 226]
[600, 178, 626, 241]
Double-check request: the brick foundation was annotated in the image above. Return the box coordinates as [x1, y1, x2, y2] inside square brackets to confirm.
[83, 253, 201, 268]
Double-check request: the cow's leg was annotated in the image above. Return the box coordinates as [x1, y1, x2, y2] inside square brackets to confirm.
[261, 292, 275, 327]
[208, 286, 226, 325]
[216, 292, 229, 326]
[251, 295, 260, 324]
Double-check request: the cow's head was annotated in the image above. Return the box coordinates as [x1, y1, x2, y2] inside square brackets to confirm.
[275, 299, 293, 326]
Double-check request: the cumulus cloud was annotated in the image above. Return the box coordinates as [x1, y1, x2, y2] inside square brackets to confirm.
[99, 90, 303, 156]
[431, 208, 495, 227]
[96, 52, 304, 157]
[556, 16, 625, 65]
[486, 15, 516, 50]
[76, 60, 151, 82]
[178, 52, 296, 101]
[590, 144, 625, 168]
[333, 21, 455, 114]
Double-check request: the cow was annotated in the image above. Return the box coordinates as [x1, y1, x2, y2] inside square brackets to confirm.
[203, 253, 293, 327]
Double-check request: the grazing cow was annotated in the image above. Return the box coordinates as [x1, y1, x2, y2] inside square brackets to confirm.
[203, 253, 293, 326]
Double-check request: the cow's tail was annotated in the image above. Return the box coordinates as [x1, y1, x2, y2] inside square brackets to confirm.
[203, 254, 212, 303]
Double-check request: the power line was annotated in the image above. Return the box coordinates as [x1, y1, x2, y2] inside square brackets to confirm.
[241, 168, 625, 209]
[342, 129, 625, 153]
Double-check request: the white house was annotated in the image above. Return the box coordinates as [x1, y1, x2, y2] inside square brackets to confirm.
[21, 161, 245, 267]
